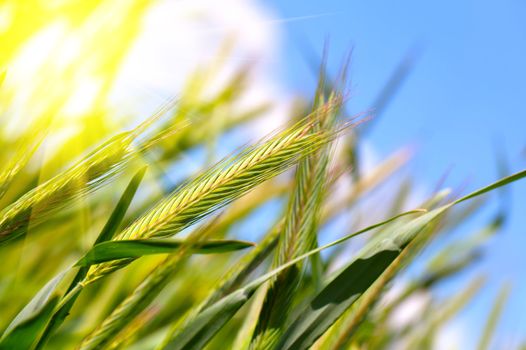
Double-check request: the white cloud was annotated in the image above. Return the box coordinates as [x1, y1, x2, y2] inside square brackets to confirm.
[434, 319, 468, 350]
[110, 0, 291, 134]
[388, 290, 432, 331]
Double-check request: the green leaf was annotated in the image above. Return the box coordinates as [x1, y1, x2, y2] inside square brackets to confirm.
[96, 167, 148, 244]
[452, 169, 526, 205]
[0, 297, 59, 350]
[161, 210, 424, 350]
[477, 284, 511, 350]
[34, 168, 148, 350]
[0, 272, 67, 350]
[274, 169, 526, 350]
[75, 238, 255, 266]
[158, 223, 282, 349]
[276, 212, 440, 350]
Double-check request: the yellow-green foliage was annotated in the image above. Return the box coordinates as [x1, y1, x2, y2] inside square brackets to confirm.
[0, 2, 523, 350]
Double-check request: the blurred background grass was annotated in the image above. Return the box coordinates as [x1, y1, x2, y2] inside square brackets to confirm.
[0, 0, 525, 348]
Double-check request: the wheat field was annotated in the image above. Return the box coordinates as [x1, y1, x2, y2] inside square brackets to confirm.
[0, 1, 524, 349]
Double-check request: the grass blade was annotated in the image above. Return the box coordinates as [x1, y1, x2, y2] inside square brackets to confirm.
[158, 221, 282, 349]
[0, 168, 147, 350]
[95, 167, 148, 244]
[276, 169, 526, 350]
[0, 271, 68, 350]
[477, 284, 511, 350]
[34, 168, 147, 349]
[76, 239, 255, 266]
[161, 210, 423, 350]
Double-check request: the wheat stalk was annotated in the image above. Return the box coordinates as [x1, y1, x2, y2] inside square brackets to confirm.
[83, 97, 346, 285]
[78, 98, 348, 349]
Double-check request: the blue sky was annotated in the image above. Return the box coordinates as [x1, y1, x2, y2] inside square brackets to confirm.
[265, 0, 526, 346]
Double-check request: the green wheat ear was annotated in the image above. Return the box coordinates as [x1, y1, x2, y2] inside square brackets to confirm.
[250, 88, 342, 349]
[77, 97, 349, 349]
[0, 100, 177, 246]
[83, 96, 348, 285]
